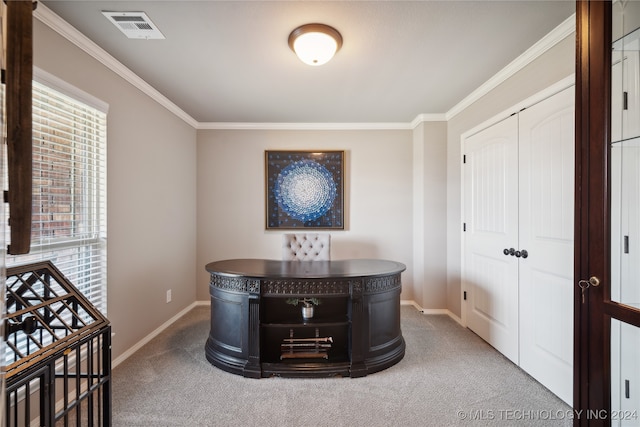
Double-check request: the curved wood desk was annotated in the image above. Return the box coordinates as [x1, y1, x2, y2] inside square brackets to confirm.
[205, 259, 406, 378]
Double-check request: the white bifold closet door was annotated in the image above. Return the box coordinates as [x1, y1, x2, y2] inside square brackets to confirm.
[464, 115, 520, 364]
[463, 85, 574, 405]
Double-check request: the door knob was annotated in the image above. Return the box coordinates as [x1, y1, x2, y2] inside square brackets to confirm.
[503, 248, 528, 258]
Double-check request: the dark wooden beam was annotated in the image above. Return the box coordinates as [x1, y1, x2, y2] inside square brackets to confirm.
[6, 0, 36, 255]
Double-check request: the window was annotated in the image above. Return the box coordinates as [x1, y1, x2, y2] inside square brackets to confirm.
[4, 71, 108, 314]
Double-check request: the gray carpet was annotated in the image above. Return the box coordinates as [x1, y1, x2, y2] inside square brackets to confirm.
[111, 305, 572, 426]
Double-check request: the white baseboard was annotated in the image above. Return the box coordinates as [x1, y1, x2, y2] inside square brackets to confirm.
[113, 299, 462, 368]
[400, 299, 463, 326]
[112, 301, 199, 368]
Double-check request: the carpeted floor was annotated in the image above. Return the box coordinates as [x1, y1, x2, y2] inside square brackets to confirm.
[111, 305, 572, 426]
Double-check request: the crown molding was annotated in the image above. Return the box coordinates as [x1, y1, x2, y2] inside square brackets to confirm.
[34, 3, 199, 129]
[197, 122, 413, 131]
[410, 114, 447, 128]
[445, 13, 576, 121]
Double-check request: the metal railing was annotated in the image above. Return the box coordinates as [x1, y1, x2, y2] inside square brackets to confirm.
[4, 261, 111, 426]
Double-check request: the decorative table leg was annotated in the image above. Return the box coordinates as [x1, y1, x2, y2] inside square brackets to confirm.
[244, 288, 262, 378]
[349, 279, 367, 377]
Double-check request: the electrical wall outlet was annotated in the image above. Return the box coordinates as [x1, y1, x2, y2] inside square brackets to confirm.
[166, 289, 172, 303]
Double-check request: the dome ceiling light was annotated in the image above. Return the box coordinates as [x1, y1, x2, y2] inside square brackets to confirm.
[288, 23, 343, 66]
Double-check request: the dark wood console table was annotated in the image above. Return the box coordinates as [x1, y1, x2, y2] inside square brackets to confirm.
[205, 258, 406, 378]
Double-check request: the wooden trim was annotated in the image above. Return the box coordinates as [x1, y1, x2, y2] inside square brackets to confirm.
[604, 302, 640, 328]
[5, 0, 35, 255]
[574, 1, 611, 424]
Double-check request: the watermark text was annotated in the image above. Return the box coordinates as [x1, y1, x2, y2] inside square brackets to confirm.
[455, 409, 638, 421]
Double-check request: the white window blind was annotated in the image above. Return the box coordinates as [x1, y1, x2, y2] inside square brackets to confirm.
[5, 80, 107, 315]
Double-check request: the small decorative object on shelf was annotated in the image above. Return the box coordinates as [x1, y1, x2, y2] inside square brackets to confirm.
[281, 328, 332, 360]
[286, 297, 321, 319]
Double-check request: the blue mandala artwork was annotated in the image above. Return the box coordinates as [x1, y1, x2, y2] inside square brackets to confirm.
[274, 160, 337, 222]
[266, 151, 344, 229]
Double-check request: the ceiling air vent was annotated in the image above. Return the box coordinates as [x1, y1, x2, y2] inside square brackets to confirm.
[102, 11, 165, 40]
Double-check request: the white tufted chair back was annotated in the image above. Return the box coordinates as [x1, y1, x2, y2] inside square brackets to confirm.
[282, 233, 331, 261]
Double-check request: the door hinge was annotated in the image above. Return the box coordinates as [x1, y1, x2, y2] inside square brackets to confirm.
[463, 223, 466, 232]
[463, 291, 467, 301]
[463, 154, 466, 164]
[624, 91, 629, 110]
[626, 379, 630, 398]
[624, 235, 630, 254]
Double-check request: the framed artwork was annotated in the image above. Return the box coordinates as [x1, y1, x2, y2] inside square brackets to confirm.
[265, 150, 344, 229]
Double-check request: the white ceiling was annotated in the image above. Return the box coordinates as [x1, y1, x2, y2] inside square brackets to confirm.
[39, 1, 576, 124]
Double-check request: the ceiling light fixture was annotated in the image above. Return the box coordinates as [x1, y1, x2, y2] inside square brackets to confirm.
[288, 23, 343, 66]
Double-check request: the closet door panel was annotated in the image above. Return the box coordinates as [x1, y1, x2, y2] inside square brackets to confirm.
[463, 115, 519, 363]
[623, 50, 640, 141]
[611, 319, 640, 426]
[613, 51, 623, 143]
[518, 86, 575, 405]
[617, 143, 640, 307]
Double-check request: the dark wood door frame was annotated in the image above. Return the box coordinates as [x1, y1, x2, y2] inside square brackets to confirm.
[575, 1, 640, 425]
[574, 2, 611, 423]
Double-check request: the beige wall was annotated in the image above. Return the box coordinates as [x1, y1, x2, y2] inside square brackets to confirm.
[33, 20, 198, 360]
[196, 129, 418, 301]
[446, 34, 576, 318]
[413, 121, 448, 309]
